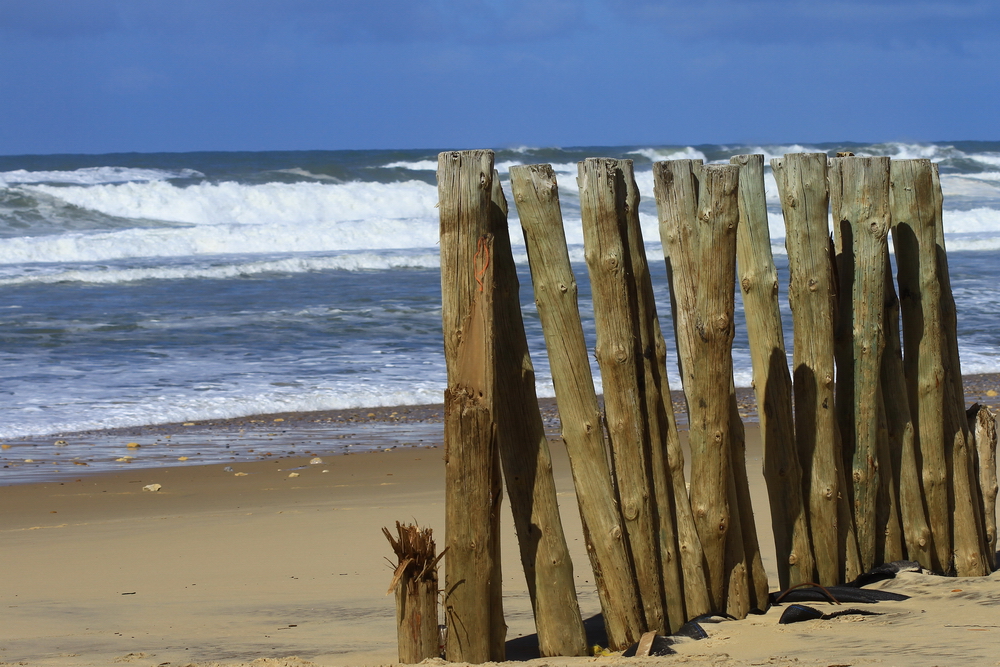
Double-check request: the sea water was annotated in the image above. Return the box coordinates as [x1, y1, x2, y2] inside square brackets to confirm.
[2, 142, 999, 448]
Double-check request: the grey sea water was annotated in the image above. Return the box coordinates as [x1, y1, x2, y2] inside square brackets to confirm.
[2, 142, 999, 479]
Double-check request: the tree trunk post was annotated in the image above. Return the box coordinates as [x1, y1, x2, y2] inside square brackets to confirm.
[829, 155, 892, 574]
[578, 157, 666, 633]
[438, 150, 505, 663]
[772, 153, 859, 586]
[510, 163, 644, 650]
[731, 153, 814, 591]
[653, 160, 744, 614]
[384, 522, 442, 664]
[968, 404, 998, 570]
[486, 173, 589, 656]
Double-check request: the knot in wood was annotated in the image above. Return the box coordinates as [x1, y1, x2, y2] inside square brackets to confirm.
[788, 553, 798, 565]
[605, 254, 620, 271]
[741, 277, 752, 293]
[808, 278, 819, 292]
[622, 500, 640, 520]
[714, 430, 723, 443]
[610, 525, 622, 540]
[824, 374, 833, 386]
[613, 344, 629, 364]
[853, 469, 862, 482]
[717, 518, 728, 534]
[698, 210, 711, 223]
[558, 282, 569, 293]
[825, 487, 834, 500]
[479, 172, 488, 187]
[516, 193, 526, 203]
[785, 194, 798, 208]
[715, 314, 729, 330]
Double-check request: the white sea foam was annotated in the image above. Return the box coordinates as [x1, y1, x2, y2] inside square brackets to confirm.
[22, 179, 438, 227]
[627, 147, 709, 163]
[0, 166, 202, 187]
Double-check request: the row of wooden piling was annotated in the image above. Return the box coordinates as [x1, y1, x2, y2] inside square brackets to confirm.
[385, 149, 998, 664]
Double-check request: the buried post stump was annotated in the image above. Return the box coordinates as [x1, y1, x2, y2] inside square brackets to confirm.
[384, 522, 443, 663]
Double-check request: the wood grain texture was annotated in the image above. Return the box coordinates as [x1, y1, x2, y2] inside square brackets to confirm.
[511, 163, 644, 650]
[731, 153, 814, 590]
[578, 157, 665, 633]
[829, 156, 891, 574]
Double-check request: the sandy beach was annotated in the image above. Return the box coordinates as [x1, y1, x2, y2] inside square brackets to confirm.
[2, 377, 999, 667]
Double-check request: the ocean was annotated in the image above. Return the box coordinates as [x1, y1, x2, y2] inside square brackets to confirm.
[2, 142, 999, 478]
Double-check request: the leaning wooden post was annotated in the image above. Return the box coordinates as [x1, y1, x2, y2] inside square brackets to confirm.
[880, 253, 934, 568]
[653, 160, 743, 614]
[438, 150, 505, 663]
[930, 166, 993, 576]
[578, 157, 666, 633]
[968, 404, 998, 570]
[511, 163, 645, 650]
[731, 153, 815, 590]
[772, 153, 859, 586]
[487, 173, 588, 656]
[384, 522, 443, 663]
[829, 155, 891, 574]
[619, 159, 689, 631]
[889, 158, 953, 572]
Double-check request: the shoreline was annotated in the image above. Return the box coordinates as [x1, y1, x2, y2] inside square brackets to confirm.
[3, 374, 998, 486]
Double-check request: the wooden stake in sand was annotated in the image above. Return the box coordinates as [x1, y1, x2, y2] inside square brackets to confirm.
[578, 157, 666, 633]
[384, 522, 444, 664]
[967, 403, 998, 570]
[510, 163, 645, 650]
[653, 159, 752, 615]
[829, 155, 891, 574]
[438, 150, 505, 663]
[731, 153, 814, 591]
[772, 153, 859, 586]
[486, 172, 588, 657]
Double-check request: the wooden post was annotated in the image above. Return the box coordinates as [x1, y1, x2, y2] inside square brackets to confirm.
[620, 159, 688, 632]
[487, 173, 589, 656]
[731, 153, 814, 590]
[652, 160, 743, 614]
[889, 158, 952, 572]
[968, 404, 998, 570]
[931, 165, 993, 576]
[577, 157, 666, 633]
[829, 155, 891, 574]
[438, 150, 505, 663]
[510, 163, 645, 650]
[772, 153, 859, 586]
[881, 253, 934, 568]
[384, 522, 442, 663]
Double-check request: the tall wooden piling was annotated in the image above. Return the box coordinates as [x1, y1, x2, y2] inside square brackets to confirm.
[487, 173, 589, 656]
[384, 522, 442, 664]
[511, 163, 644, 650]
[653, 160, 747, 614]
[881, 253, 934, 568]
[438, 151, 505, 663]
[731, 154, 814, 590]
[772, 153, 859, 586]
[829, 155, 892, 574]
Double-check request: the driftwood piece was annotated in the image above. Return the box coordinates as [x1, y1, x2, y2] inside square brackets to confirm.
[384, 522, 443, 663]
[731, 153, 814, 590]
[578, 157, 665, 633]
[488, 173, 588, 657]
[773, 153, 859, 586]
[511, 163, 644, 649]
[438, 150, 505, 663]
[829, 155, 891, 574]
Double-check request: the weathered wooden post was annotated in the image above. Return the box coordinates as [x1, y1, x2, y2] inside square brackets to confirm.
[487, 172, 589, 657]
[384, 522, 442, 663]
[438, 150, 505, 663]
[968, 404, 998, 570]
[731, 153, 814, 590]
[577, 157, 666, 633]
[510, 163, 645, 650]
[880, 253, 934, 568]
[653, 159, 752, 615]
[829, 155, 892, 574]
[772, 153, 860, 586]
[889, 158, 953, 573]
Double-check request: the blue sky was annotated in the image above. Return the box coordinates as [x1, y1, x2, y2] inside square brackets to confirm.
[0, 0, 997, 154]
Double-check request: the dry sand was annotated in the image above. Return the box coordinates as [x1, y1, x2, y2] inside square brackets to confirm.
[2, 417, 1000, 667]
